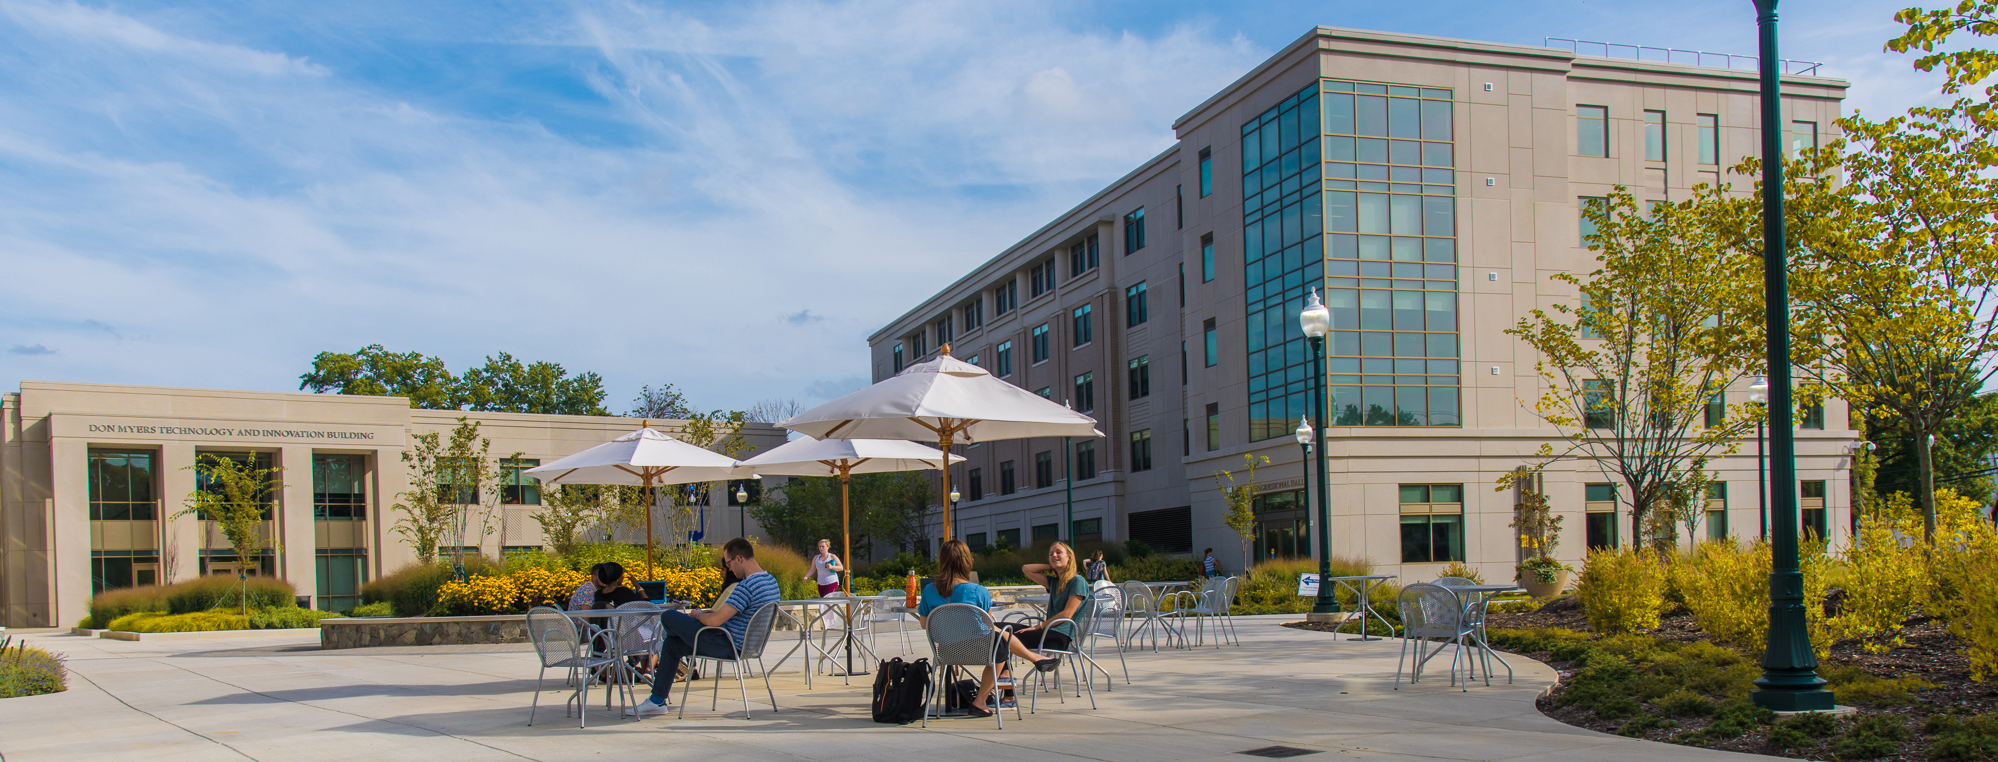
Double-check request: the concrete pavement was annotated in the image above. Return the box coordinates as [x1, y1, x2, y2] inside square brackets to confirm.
[0, 615, 1760, 761]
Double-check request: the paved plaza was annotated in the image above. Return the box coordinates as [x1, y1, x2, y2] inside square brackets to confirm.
[0, 616, 1754, 762]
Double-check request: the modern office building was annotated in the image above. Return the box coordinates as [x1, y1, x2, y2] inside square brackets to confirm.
[0, 381, 785, 628]
[868, 27, 1857, 579]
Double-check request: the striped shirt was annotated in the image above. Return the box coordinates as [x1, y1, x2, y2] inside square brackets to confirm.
[721, 572, 781, 648]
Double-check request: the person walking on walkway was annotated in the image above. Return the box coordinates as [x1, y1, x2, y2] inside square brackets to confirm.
[811, 538, 844, 596]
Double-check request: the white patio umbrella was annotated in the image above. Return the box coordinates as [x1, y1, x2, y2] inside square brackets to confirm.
[778, 348, 1100, 540]
[739, 437, 963, 675]
[523, 424, 747, 566]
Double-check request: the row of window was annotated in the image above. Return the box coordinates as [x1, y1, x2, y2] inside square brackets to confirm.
[1576, 106, 1818, 163]
[960, 519, 1106, 552]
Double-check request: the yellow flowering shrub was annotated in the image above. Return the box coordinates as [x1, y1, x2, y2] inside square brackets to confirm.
[514, 568, 588, 609]
[1672, 540, 1771, 650]
[1576, 547, 1666, 634]
[1831, 496, 1929, 652]
[1927, 489, 1998, 681]
[655, 567, 723, 606]
[437, 574, 522, 616]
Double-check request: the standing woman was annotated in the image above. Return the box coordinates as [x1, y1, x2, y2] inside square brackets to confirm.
[1083, 550, 1110, 585]
[811, 538, 844, 596]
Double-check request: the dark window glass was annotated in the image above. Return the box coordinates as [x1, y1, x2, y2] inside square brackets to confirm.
[1124, 208, 1147, 253]
[1128, 355, 1151, 400]
[88, 449, 157, 521]
[1204, 318, 1219, 367]
[1000, 461, 1017, 495]
[1074, 441, 1097, 480]
[1126, 282, 1149, 326]
[316, 454, 372, 517]
[1072, 305, 1093, 346]
[997, 341, 1013, 377]
[968, 468, 984, 501]
[1584, 379, 1616, 429]
[1035, 451, 1054, 489]
[1032, 324, 1050, 362]
[1074, 372, 1095, 413]
[1201, 233, 1215, 282]
[892, 343, 904, 373]
[1130, 429, 1153, 472]
[1199, 147, 1213, 197]
[1206, 402, 1221, 452]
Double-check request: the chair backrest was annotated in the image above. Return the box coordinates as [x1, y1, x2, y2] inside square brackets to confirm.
[526, 606, 580, 668]
[1434, 576, 1475, 586]
[925, 603, 999, 668]
[1120, 581, 1153, 614]
[1218, 576, 1241, 614]
[865, 594, 904, 621]
[1087, 590, 1123, 639]
[736, 601, 783, 660]
[613, 601, 662, 654]
[1196, 576, 1226, 611]
[1398, 583, 1468, 639]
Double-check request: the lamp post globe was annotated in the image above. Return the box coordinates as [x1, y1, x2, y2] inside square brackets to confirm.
[1300, 289, 1338, 616]
[735, 482, 751, 538]
[1295, 417, 1313, 447]
[1750, 375, 1769, 540]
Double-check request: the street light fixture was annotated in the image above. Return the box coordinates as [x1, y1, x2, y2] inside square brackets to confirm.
[736, 482, 751, 539]
[1299, 289, 1338, 616]
[1750, 375, 1768, 540]
[1295, 416, 1313, 566]
[949, 488, 961, 542]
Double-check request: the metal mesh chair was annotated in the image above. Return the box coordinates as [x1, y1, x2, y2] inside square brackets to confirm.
[679, 601, 783, 719]
[1029, 597, 1098, 712]
[921, 603, 1016, 728]
[1171, 577, 1233, 648]
[526, 606, 621, 728]
[1434, 576, 1476, 586]
[1120, 581, 1176, 651]
[1395, 583, 1479, 691]
[864, 593, 915, 656]
[1076, 588, 1128, 689]
[612, 601, 663, 692]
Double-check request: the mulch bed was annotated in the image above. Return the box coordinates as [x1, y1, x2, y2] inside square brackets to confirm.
[1284, 596, 1997, 760]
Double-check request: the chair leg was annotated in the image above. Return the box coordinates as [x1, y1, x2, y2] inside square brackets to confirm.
[738, 663, 753, 720]
[530, 667, 544, 726]
[1394, 636, 1408, 689]
[758, 658, 779, 713]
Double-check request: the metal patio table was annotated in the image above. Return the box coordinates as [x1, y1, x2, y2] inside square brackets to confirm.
[1321, 575, 1397, 641]
[1426, 583, 1519, 686]
[558, 605, 686, 717]
[776, 597, 877, 683]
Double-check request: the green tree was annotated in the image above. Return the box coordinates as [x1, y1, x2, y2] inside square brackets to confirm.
[746, 471, 936, 559]
[535, 484, 615, 557]
[460, 352, 608, 415]
[1212, 454, 1267, 570]
[300, 345, 458, 409]
[392, 417, 506, 575]
[1866, 391, 1998, 507]
[628, 384, 694, 420]
[1507, 188, 1762, 549]
[178, 453, 283, 615]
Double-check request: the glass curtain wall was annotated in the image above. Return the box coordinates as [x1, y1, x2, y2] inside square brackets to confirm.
[1244, 79, 1459, 439]
[88, 449, 160, 593]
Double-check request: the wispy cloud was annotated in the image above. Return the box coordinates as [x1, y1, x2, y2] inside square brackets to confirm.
[9, 344, 56, 356]
[782, 309, 825, 326]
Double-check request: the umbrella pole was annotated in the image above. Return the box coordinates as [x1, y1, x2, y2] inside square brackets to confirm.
[841, 466, 855, 677]
[938, 434, 954, 541]
[644, 476, 655, 574]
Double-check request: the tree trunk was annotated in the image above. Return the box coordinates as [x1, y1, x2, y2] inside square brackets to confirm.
[1917, 428, 1938, 545]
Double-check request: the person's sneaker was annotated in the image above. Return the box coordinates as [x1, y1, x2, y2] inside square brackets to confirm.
[624, 697, 671, 717]
[1033, 656, 1061, 673]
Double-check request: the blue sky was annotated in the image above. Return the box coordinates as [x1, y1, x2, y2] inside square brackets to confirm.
[0, 0, 1946, 414]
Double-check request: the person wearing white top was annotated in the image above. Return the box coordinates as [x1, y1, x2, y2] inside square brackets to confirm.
[811, 538, 844, 596]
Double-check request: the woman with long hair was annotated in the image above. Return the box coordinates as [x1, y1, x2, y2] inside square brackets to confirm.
[916, 540, 1056, 717]
[810, 538, 843, 596]
[1016, 541, 1093, 654]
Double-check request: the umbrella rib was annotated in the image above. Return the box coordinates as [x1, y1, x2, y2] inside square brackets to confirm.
[554, 468, 579, 483]
[825, 419, 857, 438]
[613, 464, 644, 479]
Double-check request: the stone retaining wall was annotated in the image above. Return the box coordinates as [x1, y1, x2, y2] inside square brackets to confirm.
[320, 615, 527, 650]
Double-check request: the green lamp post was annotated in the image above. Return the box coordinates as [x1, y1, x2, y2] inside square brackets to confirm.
[1300, 289, 1339, 615]
[1749, 0, 1834, 712]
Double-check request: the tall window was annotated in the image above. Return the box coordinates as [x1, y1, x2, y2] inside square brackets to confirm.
[1205, 402, 1221, 452]
[1801, 400, 1826, 430]
[89, 449, 157, 521]
[1181, 341, 1189, 385]
[1705, 392, 1725, 428]
[1074, 372, 1095, 413]
[1073, 518, 1103, 543]
[1072, 305, 1093, 346]
[1580, 196, 1607, 246]
[1583, 379, 1616, 429]
[1696, 114, 1718, 165]
[1578, 105, 1608, 157]
[1178, 263, 1186, 308]
[996, 340, 1014, 377]
[313, 454, 368, 518]
[1074, 441, 1097, 480]
[1000, 460, 1017, 495]
[1801, 480, 1828, 541]
[1124, 208, 1146, 253]
[1130, 429, 1154, 472]
[1586, 483, 1619, 550]
[1182, 418, 1191, 456]
[1790, 121, 1818, 157]
[1030, 259, 1055, 297]
[1070, 234, 1099, 277]
[934, 315, 953, 348]
[1128, 355, 1151, 399]
[968, 468, 984, 501]
[1643, 110, 1666, 162]
[1176, 184, 1184, 229]
[1399, 484, 1464, 563]
[1032, 324, 1050, 363]
[1198, 146, 1213, 197]
[994, 279, 1017, 315]
[910, 331, 928, 358]
[1706, 482, 1729, 540]
[892, 343, 904, 373]
[1203, 318, 1218, 367]
[499, 458, 540, 506]
[1035, 451, 1054, 489]
[963, 298, 983, 331]
[1126, 282, 1149, 326]
[1201, 233, 1215, 282]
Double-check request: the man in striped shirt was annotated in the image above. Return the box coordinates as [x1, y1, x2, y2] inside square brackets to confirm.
[629, 537, 781, 716]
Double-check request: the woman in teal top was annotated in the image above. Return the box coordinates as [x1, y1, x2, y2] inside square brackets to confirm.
[1017, 541, 1092, 646]
[918, 539, 1057, 717]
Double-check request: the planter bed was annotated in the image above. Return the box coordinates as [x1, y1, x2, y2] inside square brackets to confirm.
[103, 627, 322, 642]
[320, 615, 529, 650]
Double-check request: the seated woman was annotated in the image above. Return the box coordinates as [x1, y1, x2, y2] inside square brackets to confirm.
[1014, 541, 1093, 655]
[591, 562, 649, 609]
[916, 539, 1057, 718]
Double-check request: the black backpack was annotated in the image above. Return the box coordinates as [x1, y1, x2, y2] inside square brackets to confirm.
[871, 657, 931, 724]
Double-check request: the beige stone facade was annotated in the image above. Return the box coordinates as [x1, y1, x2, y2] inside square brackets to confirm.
[0, 381, 784, 628]
[868, 27, 1858, 580]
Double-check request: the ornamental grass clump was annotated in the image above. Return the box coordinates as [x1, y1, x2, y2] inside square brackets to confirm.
[165, 575, 298, 615]
[0, 636, 65, 698]
[1576, 547, 1666, 634]
[86, 584, 172, 629]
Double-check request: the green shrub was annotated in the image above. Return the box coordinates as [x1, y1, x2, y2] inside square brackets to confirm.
[1820, 663, 1934, 707]
[1437, 561, 1485, 584]
[166, 575, 298, 614]
[107, 610, 250, 633]
[76, 617, 94, 630]
[361, 563, 458, 617]
[1765, 711, 1836, 751]
[1925, 713, 1998, 762]
[1108, 554, 1201, 583]
[87, 584, 172, 627]
[501, 549, 566, 574]
[1616, 713, 1676, 737]
[1122, 539, 1153, 558]
[1657, 690, 1715, 717]
[1831, 715, 1906, 761]
[1576, 547, 1666, 634]
[345, 601, 393, 617]
[750, 542, 817, 600]
[1702, 699, 1773, 740]
[0, 636, 65, 697]
[249, 607, 343, 629]
[1487, 627, 1594, 660]
[858, 551, 934, 579]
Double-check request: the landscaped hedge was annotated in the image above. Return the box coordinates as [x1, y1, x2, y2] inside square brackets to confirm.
[86, 575, 301, 629]
[0, 636, 65, 698]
